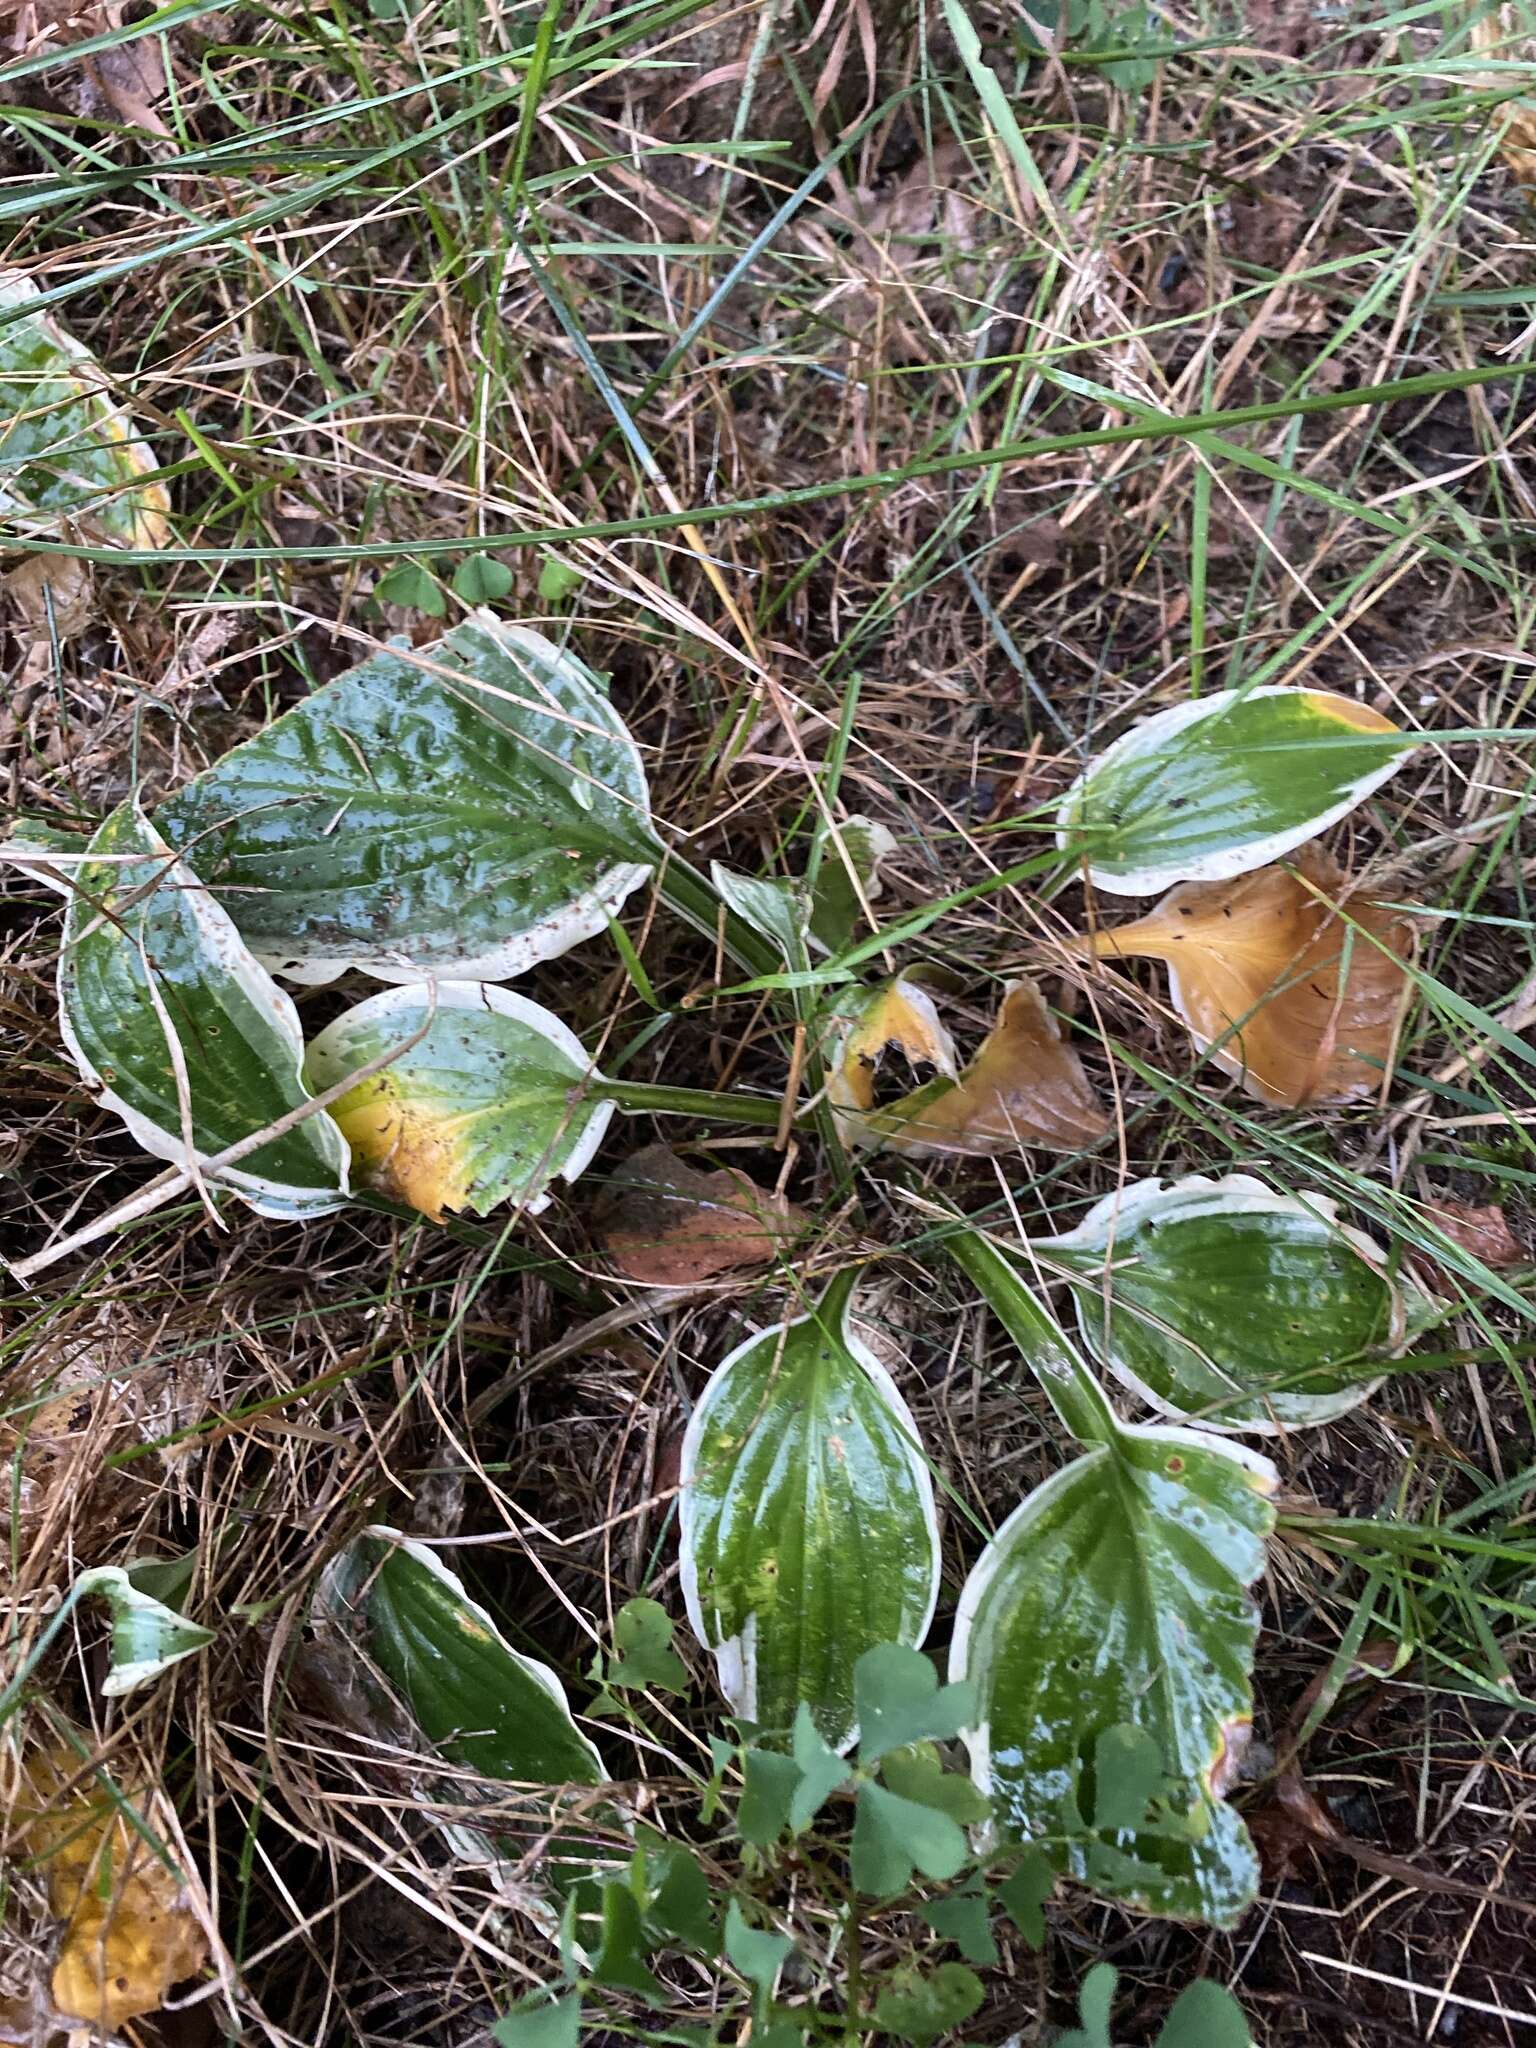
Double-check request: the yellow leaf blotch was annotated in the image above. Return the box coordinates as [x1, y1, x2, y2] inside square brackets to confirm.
[1301, 690, 1399, 736]
[828, 977, 1109, 1157]
[15, 1747, 209, 2030]
[827, 977, 958, 1121]
[1077, 848, 1417, 1107]
[331, 1074, 471, 1221]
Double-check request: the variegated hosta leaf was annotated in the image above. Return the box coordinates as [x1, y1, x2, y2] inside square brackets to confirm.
[155, 615, 653, 986]
[938, 1219, 1276, 1925]
[1077, 847, 1417, 1105]
[316, 1529, 617, 1919]
[0, 270, 170, 547]
[0, 812, 87, 892]
[809, 816, 898, 954]
[953, 1424, 1277, 1926]
[1056, 685, 1415, 895]
[73, 1559, 215, 1697]
[679, 1271, 940, 1750]
[303, 981, 611, 1221]
[709, 863, 806, 960]
[1041, 1173, 1404, 1431]
[58, 803, 349, 1217]
[826, 977, 1108, 1157]
[321, 1528, 606, 1786]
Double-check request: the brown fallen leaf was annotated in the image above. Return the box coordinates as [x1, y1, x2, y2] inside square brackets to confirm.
[2, 551, 92, 637]
[84, 7, 171, 137]
[1471, 9, 1536, 184]
[1424, 1199, 1525, 1268]
[2, 0, 172, 132]
[594, 1143, 808, 1284]
[2, 1304, 206, 1574]
[1076, 848, 1417, 1107]
[827, 976, 1110, 1157]
[12, 1746, 209, 2029]
[1405, 1198, 1527, 1297]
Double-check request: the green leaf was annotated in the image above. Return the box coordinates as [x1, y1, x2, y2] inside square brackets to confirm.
[808, 817, 897, 955]
[58, 802, 349, 1217]
[453, 553, 515, 603]
[374, 560, 446, 615]
[1062, 0, 1163, 89]
[1043, 1173, 1402, 1431]
[304, 981, 610, 1221]
[0, 268, 169, 547]
[919, 1892, 997, 1966]
[1158, 1979, 1254, 2048]
[1055, 685, 1416, 895]
[647, 1845, 717, 1956]
[156, 615, 654, 986]
[995, 1848, 1054, 1948]
[951, 1426, 1278, 1926]
[854, 1644, 974, 1765]
[850, 1781, 968, 1897]
[0, 812, 88, 893]
[709, 864, 806, 962]
[491, 1993, 582, 2048]
[1091, 1723, 1165, 1833]
[746, 2029, 804, 2048]
[538, 554, 582, 603]
[789, 1703, 851, 1831]
[319, 1527, 605, 1787]
[1058, 1961, 1117, 2048]
[738, 1749, 802, 1847]
[679, 1272, 940, 1751]
[722, 1899, 791, 1988]
[871, 1963, 984, 2045]
[73, 1559, 215, 1697]
[591, 1880, 665, 2001]
[879, 1744, 989, 1827]
[606, 1598, 688, 1694]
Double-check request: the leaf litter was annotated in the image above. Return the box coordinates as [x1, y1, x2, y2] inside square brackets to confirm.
[3, 9, 1534, 2045]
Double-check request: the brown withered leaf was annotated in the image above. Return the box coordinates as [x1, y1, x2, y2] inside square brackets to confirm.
[1078, 848, 1417, 1107]
[3, 0, 171, 131]
[1423, 1199, 1524, 1268]
[1471, 10, 1536, 184]
[2, 551, 92, 637]
[827, 976, 1110, 1157]
[11, 1746, 209, 2029]
[854, 140, 979, 252]
[594, 1143, 808, 1285]
[87, 21, 170, 135]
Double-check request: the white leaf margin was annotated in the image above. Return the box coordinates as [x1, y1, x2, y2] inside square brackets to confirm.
[303, 979, 615, 1216]
[949, 1424, 1278, 1826]
[318, 1523, 607, 1784]
[245, 616, 655, 988]
[677, 1285, 943, 1752]
[1054, 685, 1416, 896]
[0, 267, 170, 547]
[74, 1563, 216, 1698]
[1042, 1171, 1403, 1433]
[58, 804, 350, 1219]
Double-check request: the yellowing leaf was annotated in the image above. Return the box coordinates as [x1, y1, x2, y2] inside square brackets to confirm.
[15, 1747, 208, 2029]
[1077, 849, 1416, 1107]
[0, 272, 170, 549]
[305, 981, 611, 1222]
[827, 977, 1109, 1157]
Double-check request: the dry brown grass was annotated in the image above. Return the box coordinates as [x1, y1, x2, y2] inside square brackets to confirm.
[3, 0, 1536, 2041]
